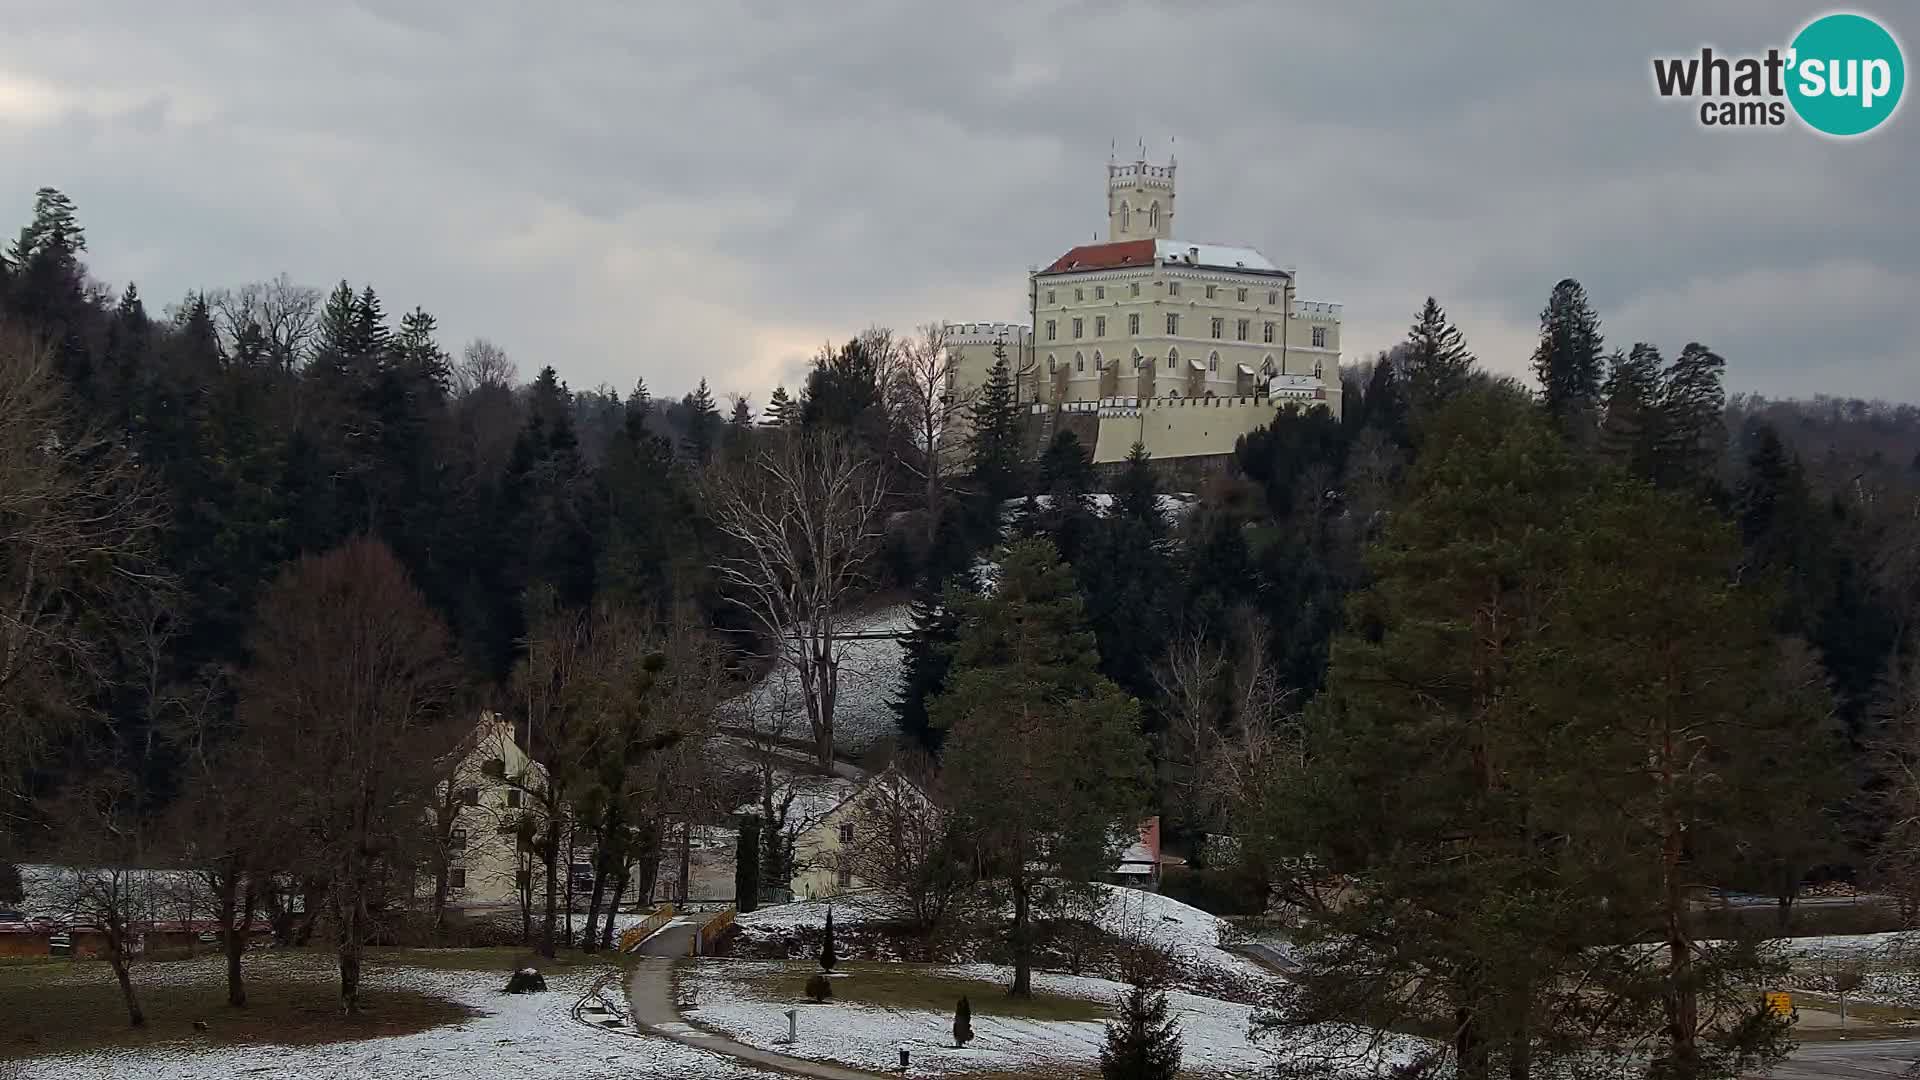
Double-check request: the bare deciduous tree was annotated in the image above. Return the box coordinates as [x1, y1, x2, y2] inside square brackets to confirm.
[44, 772, 159, 1027]
[236, 538, 463, 1013]
[0, 331, 165, 806]
[206, 273, 321, 371]
[892, 322, 975, 544]
[706, 431, 887, 768]
[837, 753, 971, 949]
[454, 338, 518, 396]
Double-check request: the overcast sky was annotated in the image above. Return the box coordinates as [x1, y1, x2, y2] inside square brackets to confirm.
[2, 1, 1914, 405]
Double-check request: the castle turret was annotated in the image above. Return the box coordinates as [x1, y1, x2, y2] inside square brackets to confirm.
[1107, 155, 1175, 242]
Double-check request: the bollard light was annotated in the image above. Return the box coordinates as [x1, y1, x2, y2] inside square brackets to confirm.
[898, 1043, 910, 1071]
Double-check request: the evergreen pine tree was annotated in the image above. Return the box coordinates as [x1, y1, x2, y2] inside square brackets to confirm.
[764, 385, 796, 427]
[1099, 983, 1183, 1080]
[1654, 341, 1727, 490]
[966, 349, 1025, 520]
[819, 907, 838, 971]
[892, 572, 966, 752]
[735, 816, 761, 913]
[1401, 296, 1475, 410]
[7, 187, 85, 265]
[682, 378, 720, 464]
[1113, 442, 1161, 532]
[1036, 429, 1098, 563]
[1599, 343, 1665, 479]
[628, 377, 653, 423]
[1530, 278, 1606, 440]
[728, 395, 753, 427]
[953, 995, 974, 1048]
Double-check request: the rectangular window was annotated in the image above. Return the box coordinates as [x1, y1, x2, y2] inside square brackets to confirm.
[461, 787, 479, 807]
[1168, 281, 1181, 296]
[1074, 287, 1084, 302]
[1205, 284, 1217, 300]
[1046, 320, 1056, 341]
[1095, 285, 1106, 300]
[838, 823, 855, 844]
[450, 828, 468, 850]
[1167, 356, 1176, 370]
[1128, 313, 1140, 335]
[1209, 357, 1219, 372]
[1237, 319, 1249, 341]
[1046, 288, 1056, 304]
[837, 864, 853, 888]
[1095, 316, 1106, 337]
[1237, 288, 1248, 302]
[1312, 326, 1328, 348]
[1166, 313, 1179, 335]
[1210, 318, 1224, 339]
[1263, 321, 1275, 344]
[450, 868, 467, 889]
[482, 758, 505, 778]
[1267, 290, 1279, 305]
[1130, 282, 1140, 297]
[1072, 318, 1083, 339]
[507, 789, 522, 809]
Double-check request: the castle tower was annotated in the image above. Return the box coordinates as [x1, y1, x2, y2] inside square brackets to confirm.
[1107, 153, 1175, 242]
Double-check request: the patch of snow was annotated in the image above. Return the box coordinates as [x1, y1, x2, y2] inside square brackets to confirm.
[9, 956, 779, 1079]
[725, 603, 913, 757]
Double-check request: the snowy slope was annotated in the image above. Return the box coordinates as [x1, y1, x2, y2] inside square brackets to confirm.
[725, 603, 912, 757]
[9, 958, 778, 1079]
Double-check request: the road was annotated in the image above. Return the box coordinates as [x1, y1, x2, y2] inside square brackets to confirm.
[1754, 1037, 1920, 1078]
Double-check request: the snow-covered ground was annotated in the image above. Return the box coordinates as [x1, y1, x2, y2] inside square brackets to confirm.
[684, 959, 1410, 1078]
[725, 603, 911, 758]
[7, 956, 779, 1079]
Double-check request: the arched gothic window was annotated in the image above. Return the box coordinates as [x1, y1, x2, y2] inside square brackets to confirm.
[1074, 352, 1084, 372]
[1120, 202, 1130, 231]
[1149, 202, 1160, 230]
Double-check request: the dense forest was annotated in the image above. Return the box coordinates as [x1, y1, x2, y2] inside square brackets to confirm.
[5, 185, 1920, 1076]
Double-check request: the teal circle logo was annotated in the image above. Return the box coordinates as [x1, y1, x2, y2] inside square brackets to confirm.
[1787, 13, 1905, 136]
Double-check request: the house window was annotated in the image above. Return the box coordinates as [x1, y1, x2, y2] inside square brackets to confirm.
[1128, 313, 1140, 335]
[1312, 326, 1328, 348]
[837, 864, 853, 888]
[1130, 282, 1140, 297]
[1074, 287, 1084, 302]
[1046, 320, 1056, 341]
[1047, 355, 1057, 373]
[1210, 318, 1224, 339]
[1096, 285, 1106, 300]
[1268, 290, 1279, 305]
[450, 828, 468, 850]
[507, 789, 522, 809]
[839, 823, 855, 844]
[450, 868, 467, 889]
[1095, 316, 1106, 337]
[1205, 284, 1217, 300]
[1072, 318, 1083, 339]
[1237, 288, 1248, 302]
[1263, 321, 1276, 344]
[1237, 319, 1249, 341]
[1046, 288, 1056, 304]
[460, 787, 479, 807]
[482, 758, 504, 779]
[1166, 313, 1179, 335]
[1168, 281, 1180, 297]
[1209, 354, 1220, 372]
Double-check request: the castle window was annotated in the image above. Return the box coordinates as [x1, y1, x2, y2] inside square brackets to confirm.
[1209, 353, 1220, 372]
[1047, 289, 1056, 304]
[1312, 326, 1328, 348]
[1096, 285, 1106, 300]
[1237, 319, 1249, 341]
[1237, 288, 1248, 302]
[1263, 321, 1275, 344]
[1168, 281, 1180, 297]
[1046, 320, 1056, 341]
[1210, 318, 1223, 339]
[1314, 359, 1325, 377]
[1205, 284, 1217, 300]
[1166, 313, 1179, 335]
[1149, 202, 1160, 229]
[1128, 313, 1140, 335]
[1167, 357, 1176, 370]
[1130, 282, 1140, 297]
[1267, 290, 1279, 305]
[1048, 355, 1057, 373]
[1120, 202, 1130, 231]
[1093, 351, 1102, 369]
[1095, 316, 1106, 337]
[1072, 318, 1083, 339]
[1074, 287, 1084, 302]
[1075, 353, 1085, 372]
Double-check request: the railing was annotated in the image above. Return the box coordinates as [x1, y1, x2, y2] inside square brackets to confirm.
[617, 903, 675, 954]
[689, 907, 736, 957]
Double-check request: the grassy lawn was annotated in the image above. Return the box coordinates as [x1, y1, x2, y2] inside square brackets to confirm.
[366, 944, 610, 973]
[713, 960, 1108, 1023]
[0, 954, 476, 1061]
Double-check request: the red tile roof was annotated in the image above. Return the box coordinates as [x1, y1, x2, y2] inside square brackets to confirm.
[1041, 239, 1156, 274]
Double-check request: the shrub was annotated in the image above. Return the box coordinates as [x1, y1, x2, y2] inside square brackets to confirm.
[954, 995, 973, 1047]
[805, 973, 833, 1002]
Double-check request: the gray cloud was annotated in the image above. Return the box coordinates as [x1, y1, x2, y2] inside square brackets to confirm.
[1, 0, 1912, 403]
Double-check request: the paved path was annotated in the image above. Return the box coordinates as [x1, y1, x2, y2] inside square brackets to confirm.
[625, 958, 886, 1079]
[1748, 1036, 1920, 1078]
[633, 916, 701, 957]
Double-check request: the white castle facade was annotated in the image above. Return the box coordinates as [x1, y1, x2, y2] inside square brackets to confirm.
[945, 156, 1342, 464]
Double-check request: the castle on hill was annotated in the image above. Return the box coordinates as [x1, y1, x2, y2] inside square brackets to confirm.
[943, 154, 1343, 465]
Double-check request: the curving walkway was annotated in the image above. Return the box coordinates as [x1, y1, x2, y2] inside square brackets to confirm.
[625, 958, 887, 1080]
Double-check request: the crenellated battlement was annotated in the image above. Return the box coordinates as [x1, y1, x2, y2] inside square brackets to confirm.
[1108, 160, 1176, 190]
[944, 321, 1031, 347]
